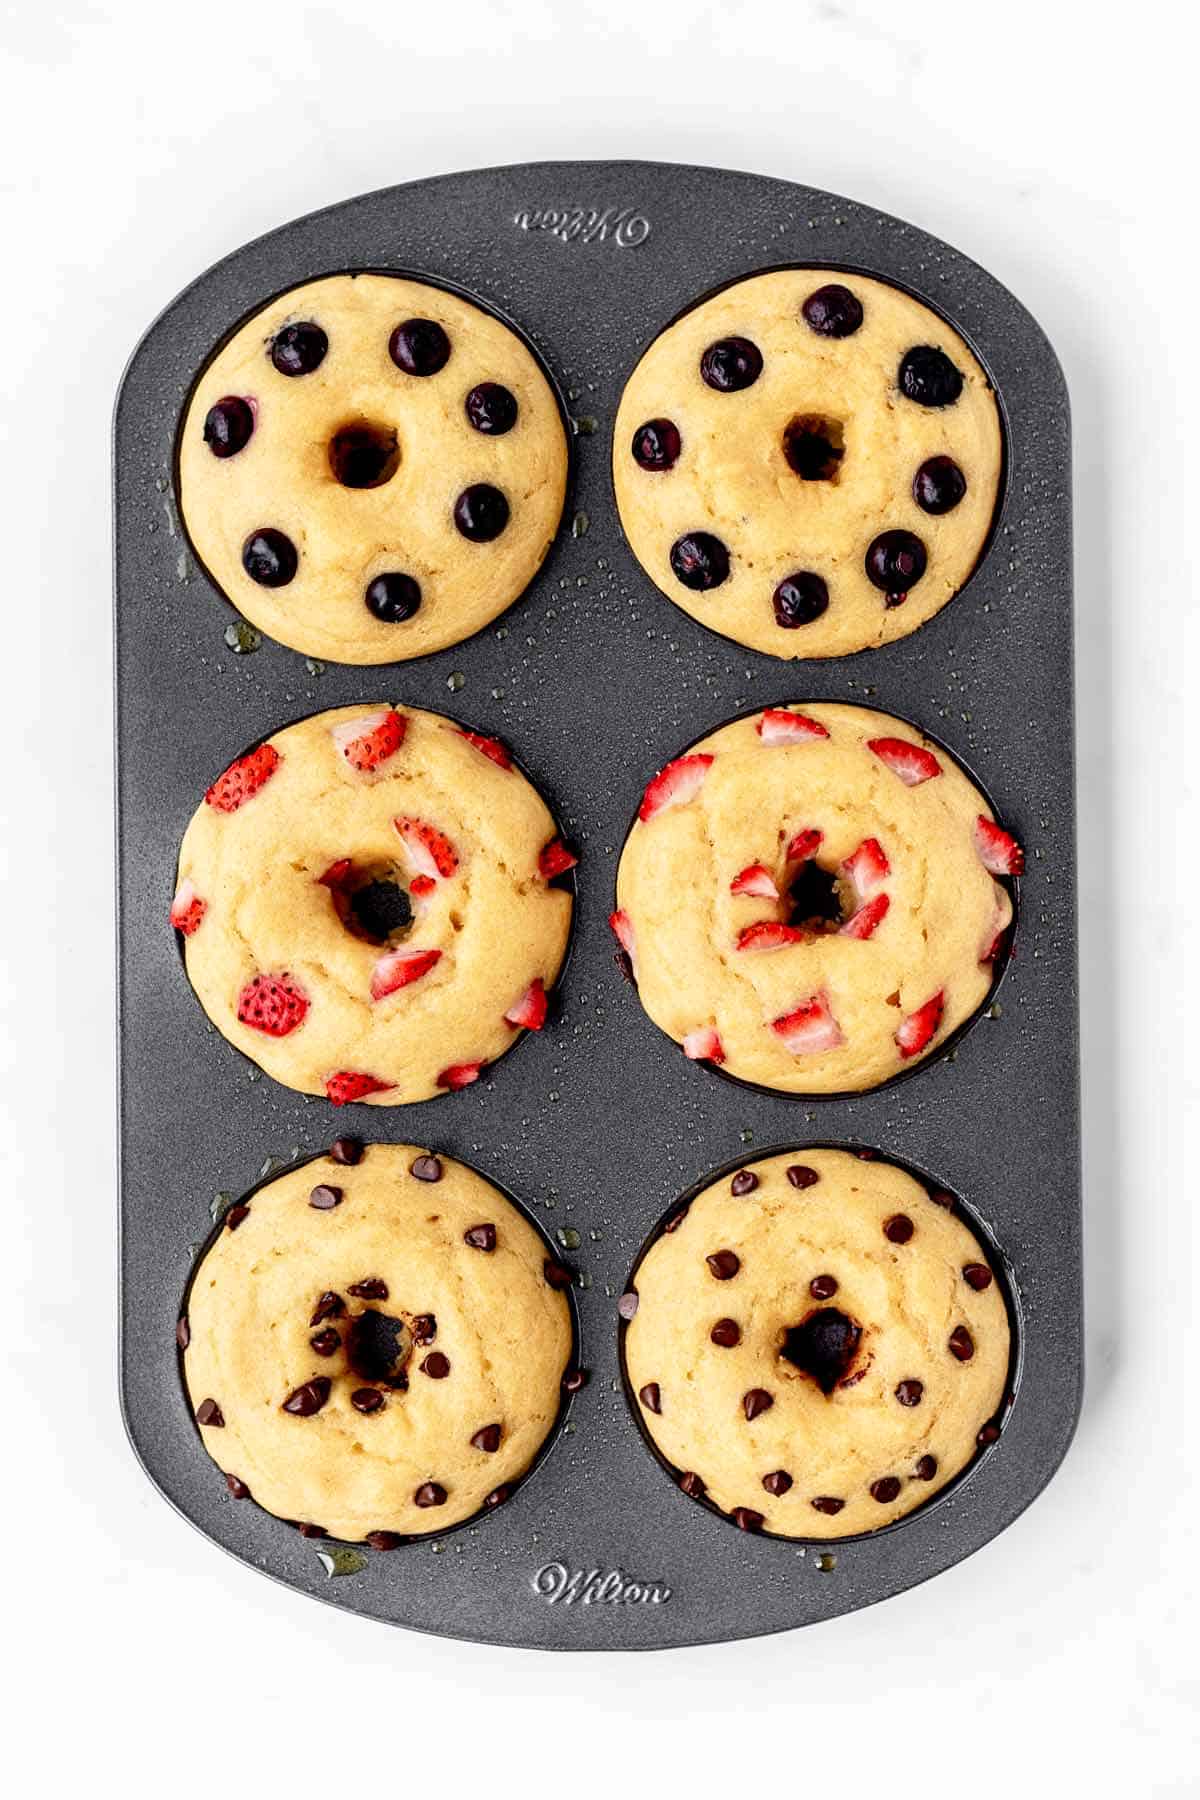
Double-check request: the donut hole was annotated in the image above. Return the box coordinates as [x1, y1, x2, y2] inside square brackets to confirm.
[780, 1307, 862, 1394]
[788, 859, 848, 934]
[783, 413, 845, 483]
[324, 860, 414, 946]
[346, 1309, 411, 1386]
[328, 420, 401, 490]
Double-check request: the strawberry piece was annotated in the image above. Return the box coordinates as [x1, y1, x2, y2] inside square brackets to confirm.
[394, 817, 459, 880]
[756, 709, 830, 746]
[974, 816, 1025, 876]
[331, 709, 406, 772]
[237, 973, 309, 1037]
[170, 878, 206, 936]
[867, 737, 942, 786]
[895, 991, 945, 1058]
[205, 743, 281, 813]
[683, 1027, 725, 1064]
[786, 828, 824, 863]
[841, 837, 890, 897]
[325, 1071, 395, 1106]
[505, 977, 548, 1031]
[639, 754, 713, 821]
[840, 892, 890, 940]
[736, 922, 806, 952]
[981, 923, 1008, 964]
[316, 858, 353, 888]
[608, 910, 636, 958]
[538, 838, 578, 879]
[771, 992, 845, 1055]
[409, 874, 436, 899]
[436, 1061, 485, 1090]
[730, 863, 780, 899]
[369, 946, 441, 1003]
[456, 729, 512, 770]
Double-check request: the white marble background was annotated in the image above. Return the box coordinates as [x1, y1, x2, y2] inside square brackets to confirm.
[2, 0, 1195, 1792]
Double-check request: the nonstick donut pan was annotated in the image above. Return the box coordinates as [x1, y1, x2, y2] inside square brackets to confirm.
[115, 160, 1081, 1650]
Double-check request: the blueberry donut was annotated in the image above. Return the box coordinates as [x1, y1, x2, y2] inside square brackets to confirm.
[611, 703, 1022, 1094]
[173, 704, 574, 1104]
[624, 1149, 1010, 1538]
[178, 274, 567, 663]
[613, 270, 1002, 658]
[182, 1143, 574, 1541]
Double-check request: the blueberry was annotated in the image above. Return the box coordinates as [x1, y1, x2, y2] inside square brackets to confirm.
[203, 396, 254, 458]
[270, 322, 327, 377]
[801, 284, 864, 338]
[365, 573, 422, 622]
[865, 530, 927, 605]
[773, 571, 829, 628]
[670, 532, 730, 591]
[453, 484, 509, 542]
[700, 337, 763, 392]
[242, 528, 297, 587]
[899, 345, 963, 407]
[913, 455, 967, 514]
[465, 382, 518, 434]
[389, 318, 451, 377]
[631, 418, 682, 471]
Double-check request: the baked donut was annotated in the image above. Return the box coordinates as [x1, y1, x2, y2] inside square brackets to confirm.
[182, 1143, 574, 1541]
[611, 702, 1021, 1094]
[178, 274, 568, 663]
[173, 703, 574, 1104]
[623, 1149, 1010, 1538]
[613, 269, 1002, 659]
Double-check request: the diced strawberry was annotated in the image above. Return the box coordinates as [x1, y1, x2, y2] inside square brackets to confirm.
[436, 1061, 485, 1091]
[683, 1027, 725, 1064]
[736, 922, 806, 952]
[639, 754, 713, 822]
[770, 992, 845, 1055]
[974, 816, 1025, 876]
[730, 863, 780, 899]
[841, 837, 890, 897]
[786, 828, 824, 863]
[538, 838, 578, 879]
[369, 946, 441, 1003]
[331, 708, 407, 772]
[205, 743, 281, 812]
[505, 977, 548, 1031]
[325, 1071, 395, 1106]
[394, 817, 459, 880]
[409, 874, 436, 899]
[456, 729, 512, 770]
[609, 910, 636, 958]
[867, 737, 942, 786]
[236, 973, 309, 1037]
[170, 878, 206, 936]
[756, 709, 830, 746]
[840, 893, 890, 940]
[316, 858, 353, 888]
[895, 991, 945, 1058]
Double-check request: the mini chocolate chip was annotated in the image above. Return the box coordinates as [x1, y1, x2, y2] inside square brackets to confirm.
[308, 1184, 342, 1211]
[282, 1377, 332, 1417]
[242, 528, 297, 587]
[366, 1530, 402, 1550]
[762, 1470, 793, 1496]
[801, 283, 864, 338]
[895, 1379, 924, 1407]
[204, 396, 255, 458]
[811, 1496, 844, 1515]
[389, 318, 451, 376]
[884, 1214, 915, 1244]
[351, 1388, 385, 1414]
[913, 454, 967, 514]
[772, 572, 829, 629]
[225, 1474, 251, 1499]
[562, 1368, 589, 1393]
[270, 321, 328, 376]
[787, 1165, 820, 1189]
[296, 1521, 327, 1538]
[679, 1471, 706, 1498]
[732, 1507, 764, 1532]
[949, 1325, 975, 1361]
[809, 1274, 838, 1300]
[710, 1318, 741, 1348]
[963, 1262, 994, 1291]
[700, 336, 763, 391]
[664, 1206, 690, 1233]
[483, 1484, 511, 1509]
[465, 381, 518, 434]
[348, 1278, 388, 1300]
[543, 1259, 573, 1289]
[617, 1291, 639, 1321]
[706, 1249, 740, 1281]
[414, 1482, 447, 1508]
[225, 1202, 249, 1231]
[410, 1154, 443, 1183]
[914, 1455, 938, 1480]
[471, 1424, 502, 1452]
[632, 417, 682, 470]
[870, 1476, 902, 1504]
[899, 344, 963, 408]
[329, 1137, 364, 1165]
[365, 572, 422, 623]
[454, 483, 509, 542]
[639, 1382, 662, 1414]
[730, 1170, 758, 1196]
[309, 1291, 345, 1326]
[195, 1399, 224, 1427]
[411, 1313, 437, 1345]
[176, 1316, 190, 1350]
[421, 1352, 450, 1379]
[670, 531, 730, 591]
[977, 1421, 1001, 1446]
[309, 1328, 341, 1357]
[743, 1388, 774, 1421]
[464, 1223, 497, 1251]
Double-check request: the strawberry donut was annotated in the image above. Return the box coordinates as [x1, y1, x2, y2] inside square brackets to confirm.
[173, 704, 574, 1104]
[612, 703, 1021, 1094]
[178, 274, 567, 663]
[613, 269, 1002, 659]
[623, 1148, 1011, 1539]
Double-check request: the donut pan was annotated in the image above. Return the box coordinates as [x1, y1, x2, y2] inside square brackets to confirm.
[114, 160, 1081, 1650]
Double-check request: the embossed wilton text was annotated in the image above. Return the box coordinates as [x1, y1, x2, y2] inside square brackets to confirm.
[513, 206, 650, 248]
[531, 1562, 671, 1605]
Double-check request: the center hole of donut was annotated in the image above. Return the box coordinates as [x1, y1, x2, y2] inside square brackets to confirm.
[328, 421, 401, 490]
[781, 1308, 861, 1395]
[783, 414, 845, 482]
[346, 1310, 411, 1385]
[323, 860, 413, 946]
[788, 860, 846, 933]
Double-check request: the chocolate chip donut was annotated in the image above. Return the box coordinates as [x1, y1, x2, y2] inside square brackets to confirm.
[623, 1149, 1010, 1538]
[613, 270, 1002, 658]
[178, 274, 567, 663]
[612, 702, 1021, 1094]
[173, 703, 574, 1104]
[182, 1144, 573, 1540]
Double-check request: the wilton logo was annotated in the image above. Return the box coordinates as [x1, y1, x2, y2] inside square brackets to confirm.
[512, 205, 651, 248]
[531, 1562, 672, 1606]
